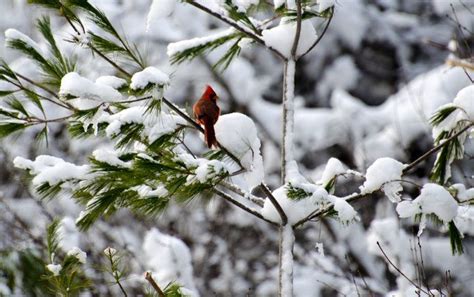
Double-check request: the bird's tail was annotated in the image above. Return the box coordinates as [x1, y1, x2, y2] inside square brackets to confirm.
[204, 119, 216, 148]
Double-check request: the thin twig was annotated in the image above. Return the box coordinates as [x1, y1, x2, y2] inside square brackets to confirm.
[290, 0, 303, 59]
[301, 7, 334, 57]
[376, 242, 431, 296]
[446, 58, 474, 71]
[402, 123, 473, 174]
[5, 76, 70, 110]
[144, 272, 165, 297]
[89, 44, 132, 77]
[15, 73, 59, 99]
[220, 181, 265, 206]
[417, 237, 430, 294]
[115, 95, 153, 104]
[213, 189, 278, 226]
[260, 183, 288, 225]
[26, 114, 74, 125]
[345, 255, 361, 297]
[293, 192, 370, 228]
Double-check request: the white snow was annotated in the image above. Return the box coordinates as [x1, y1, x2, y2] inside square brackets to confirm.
[317, 0, 336, 13]
[214, 113, 264, 189]
[231, 0, 259, 12]
[261, 185, 329, 224]
[67, 247, 87, 264]
[130, 67, 169, 90]
[262, 19, 317, 58]
[134, 185, 168, 198]
[315, 242, 324, 256]
[396, 183, 458, 223]
[98, 106, 187, 143]
[455, 206, 474, 236]
[142, 228, 199, 295]
[318, 56, 360, 99]
[147, 0, 176, 31]
[432, 85, 474, 141]
[46, 264, 62, 276]
[92, 148, 131, 168]
[59, 72, 123, 103]
[450, 183, 474, 202]
[274, 0, 285, 9]
[330, 196, 359, 223]
[167, 28, 235, 58]
[104, 247, 117, 256]
[13, 155, 90, 186]
[95, 75, 127, 89]
[360, 157, 404, 202]
[5, 28, 43, 55]
[187, 159, 229, 184]
[452, 84, 474, 120]
[318, 157, 346, 186]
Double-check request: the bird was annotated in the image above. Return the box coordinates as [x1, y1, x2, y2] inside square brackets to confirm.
[193, 85, 221, 148]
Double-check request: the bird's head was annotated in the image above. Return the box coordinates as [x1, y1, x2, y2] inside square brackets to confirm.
[202, 85, 218, 102]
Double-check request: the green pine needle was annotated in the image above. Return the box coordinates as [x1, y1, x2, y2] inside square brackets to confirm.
[448, 221, 464, 255]
[286, 183, 312, 200]
[46, 219, 61, 259]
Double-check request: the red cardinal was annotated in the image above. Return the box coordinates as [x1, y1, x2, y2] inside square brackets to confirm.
[193, 85, 220, 148]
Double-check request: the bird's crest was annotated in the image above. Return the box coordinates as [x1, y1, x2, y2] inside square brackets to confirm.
[203, 85, 217, 100]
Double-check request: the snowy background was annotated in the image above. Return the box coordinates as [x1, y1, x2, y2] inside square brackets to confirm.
[1, 0, 474, 296]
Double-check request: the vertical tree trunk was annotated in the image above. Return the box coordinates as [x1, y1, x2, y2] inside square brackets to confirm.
[281, 59, 296, 183]
[279, 225, 295, 297]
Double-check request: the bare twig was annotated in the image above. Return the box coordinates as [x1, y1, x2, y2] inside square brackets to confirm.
[402, 123, 473, 174]
[345, 255, 361, 297]
[260, 183, 288, 225]
[213, 189, 278, 226]
[144, 272, 165, 297]
[115, 95, 153, 104]
[301, 7, 334, 57]
[290, 0, 303, 59]
[89, 44, 132, 77]
[221, 181, 265, 206]
[446, 58, 474, 71]
[376, 242, 431, 296]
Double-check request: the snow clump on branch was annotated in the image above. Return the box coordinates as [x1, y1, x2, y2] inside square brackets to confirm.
[396, 183, 458, 223]
[130, 66, 170, 90]
[13, 155, 90, 186]
[215, 112, 264, 189]
[262, 19, 317, 58]
[359, 157, 404, 202]
[59, 72, 123, 106]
